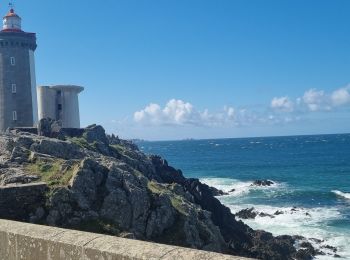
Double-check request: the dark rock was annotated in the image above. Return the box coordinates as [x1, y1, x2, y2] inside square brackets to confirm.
[274, 210, 284, 215]
[236, 208, 258, 219]
[251, 180, 274, 186]
[209, 186, 229, 196]
[321, 244, 337, 253]
[84, 124, 109, 145]
[150, 155, 186, 184]
[37, 118, 62, 138]
[258, 212, 275, 218]
[295, 249, 313, 260]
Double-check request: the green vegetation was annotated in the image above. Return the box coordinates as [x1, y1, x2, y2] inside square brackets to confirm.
[110, 144, 125, 154]
[26, 159, 78, 187]
[69, 137, 99, 151]
[147, 181, 189, 216]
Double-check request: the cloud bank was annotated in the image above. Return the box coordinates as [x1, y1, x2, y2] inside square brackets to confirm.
[134, 99, 236, 126]
[271, 86, 350, 113]
[134, 85, 350, 127]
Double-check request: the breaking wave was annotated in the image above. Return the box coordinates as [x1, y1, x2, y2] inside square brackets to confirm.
[332, 190, 350, 200]
[200, 177, 283, 197]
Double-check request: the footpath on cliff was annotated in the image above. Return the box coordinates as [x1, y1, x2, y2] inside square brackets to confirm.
[0, 119, 337, 260]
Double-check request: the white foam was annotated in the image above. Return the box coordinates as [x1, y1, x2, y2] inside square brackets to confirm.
[200, 177, 283, 197]
[227, 204, 350, 259]
[201, 177, 350, 258]
[332, 190, 350, 200]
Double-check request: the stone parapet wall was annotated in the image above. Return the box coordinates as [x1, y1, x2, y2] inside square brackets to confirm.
[0, 219, 253, 260]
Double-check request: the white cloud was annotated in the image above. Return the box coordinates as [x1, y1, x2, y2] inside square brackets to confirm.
[271, 96, 294, 112]
[331, 86, 350, 106]
[134, 99, 236, 126]
[133, 85, 350, 128]
[302, 89, 331, 111]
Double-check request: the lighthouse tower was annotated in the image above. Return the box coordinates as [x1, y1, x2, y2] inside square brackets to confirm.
[0, 7, 37, 131]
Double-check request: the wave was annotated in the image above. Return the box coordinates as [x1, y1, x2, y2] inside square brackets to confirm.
[200, 177, 284, 197]
[228, 204, 349, 259]
[332, 190, 350, 200]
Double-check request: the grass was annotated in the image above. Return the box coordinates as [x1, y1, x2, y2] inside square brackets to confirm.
[147, 181, 189, 216]
[26, 159, 78, 187]
[69, 137, 95, 150]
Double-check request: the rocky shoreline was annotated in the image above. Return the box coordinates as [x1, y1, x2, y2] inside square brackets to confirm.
[0, 120, 336, 259]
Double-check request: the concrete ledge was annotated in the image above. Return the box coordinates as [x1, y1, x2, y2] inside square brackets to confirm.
[0, 219, 253, 260]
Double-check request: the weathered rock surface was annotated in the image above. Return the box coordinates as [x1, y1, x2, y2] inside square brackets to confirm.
[0, 123, 330, 259]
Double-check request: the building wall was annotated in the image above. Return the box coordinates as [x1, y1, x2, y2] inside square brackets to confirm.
[37, 85, 83, 128]
[37, 86, 56, 121]
[61, 89, 81, 128]
[0, 32, 37, 132]
[29, 50, 38, 125]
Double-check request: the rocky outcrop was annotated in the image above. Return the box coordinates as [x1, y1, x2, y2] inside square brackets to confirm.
[0, 123, 329, 259]
[251, 180, 274, 186]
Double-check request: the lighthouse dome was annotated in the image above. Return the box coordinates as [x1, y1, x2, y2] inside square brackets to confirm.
[2, 9, 22, 32]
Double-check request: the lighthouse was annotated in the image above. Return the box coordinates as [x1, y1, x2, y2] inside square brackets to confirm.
[0, 7, 37, 131]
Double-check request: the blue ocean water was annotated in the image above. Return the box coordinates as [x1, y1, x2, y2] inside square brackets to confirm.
[138, 134, 350, 259]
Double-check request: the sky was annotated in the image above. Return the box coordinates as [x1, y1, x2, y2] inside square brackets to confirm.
[7, 0, 350, 140]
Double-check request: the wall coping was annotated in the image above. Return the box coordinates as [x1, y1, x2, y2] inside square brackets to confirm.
[0, 219, 254, 260]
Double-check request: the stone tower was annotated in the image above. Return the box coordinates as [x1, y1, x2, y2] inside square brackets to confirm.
[0, 8, 37, 131]
[37, 85, 84, 128]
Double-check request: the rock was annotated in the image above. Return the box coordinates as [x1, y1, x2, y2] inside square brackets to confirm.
[150, 155, 186, 184]
[209, 186, 228, 196]
[83, 124, 109, 145]
[321, 244, 337, 253]
[37, 118, 62, 138]
[229, 188, 235, 192]
[274, 210, 284, 215]
[236, 208, 258, 219]
[0, 168, 40, 185]
[251, 180, 274, 186]
[258, 212, 275, 218]
[30, 139, 84, 160]
[46, 209, 60, 226]
[295, 249, 313, 260]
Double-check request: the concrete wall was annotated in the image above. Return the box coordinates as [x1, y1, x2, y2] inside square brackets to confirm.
[0, 219, 253, 260]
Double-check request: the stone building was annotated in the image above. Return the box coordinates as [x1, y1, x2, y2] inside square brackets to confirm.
[37, 85, 84, 128]
[0, 8, 37, 131]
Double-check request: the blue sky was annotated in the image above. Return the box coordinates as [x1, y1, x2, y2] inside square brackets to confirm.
[9, 0, 350, 140]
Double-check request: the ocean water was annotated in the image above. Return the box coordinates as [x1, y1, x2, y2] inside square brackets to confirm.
[138, 134, 350, 259]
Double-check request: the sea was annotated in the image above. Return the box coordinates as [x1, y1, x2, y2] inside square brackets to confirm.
[138, 134, 350, 259]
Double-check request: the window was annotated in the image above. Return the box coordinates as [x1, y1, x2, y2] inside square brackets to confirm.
[58, 104, 62, 110]
[11, 84, 16, 93]
[10, 57, 15, 66]
[12, 111, 17, 121]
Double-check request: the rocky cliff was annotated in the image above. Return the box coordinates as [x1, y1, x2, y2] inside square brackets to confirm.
[0, 122, 322, 259]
